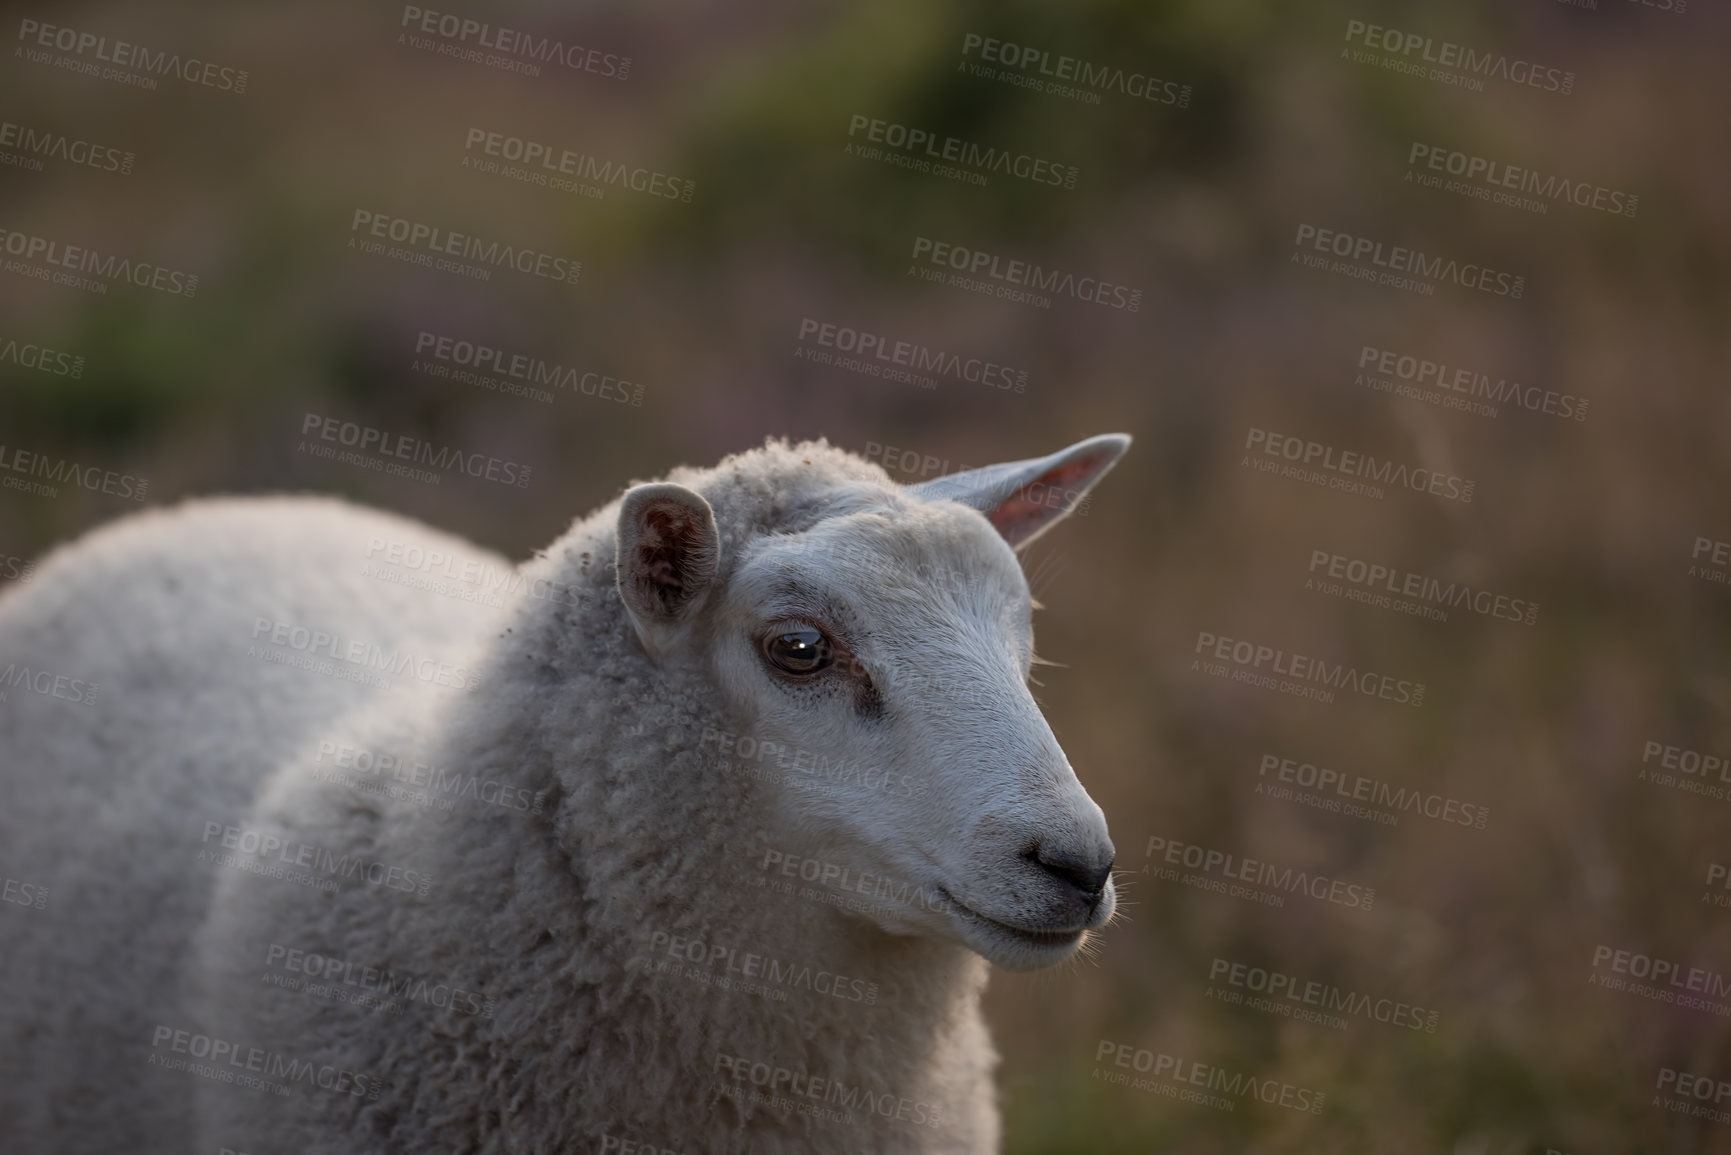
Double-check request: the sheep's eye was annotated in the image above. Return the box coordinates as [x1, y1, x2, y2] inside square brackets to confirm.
[764, 626, 832, 675]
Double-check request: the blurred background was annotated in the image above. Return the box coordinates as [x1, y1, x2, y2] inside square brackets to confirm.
[3, 0, 1729, 1150]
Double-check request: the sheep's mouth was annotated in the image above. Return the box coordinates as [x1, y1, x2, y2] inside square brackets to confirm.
[937, 888, 1086, 950]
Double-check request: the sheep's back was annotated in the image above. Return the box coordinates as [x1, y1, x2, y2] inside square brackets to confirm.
[0, 496, 507, 1153]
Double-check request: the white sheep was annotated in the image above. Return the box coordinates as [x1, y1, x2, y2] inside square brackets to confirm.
[0, 434, 1129, 1154]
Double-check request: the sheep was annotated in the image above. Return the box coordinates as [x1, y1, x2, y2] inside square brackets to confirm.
[0, 433, 1130, 1154]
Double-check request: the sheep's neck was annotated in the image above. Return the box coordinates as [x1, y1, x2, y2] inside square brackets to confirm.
[402, 607, 994, 1124]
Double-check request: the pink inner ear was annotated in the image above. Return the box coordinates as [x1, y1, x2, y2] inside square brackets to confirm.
[987, 453, 1107, 546]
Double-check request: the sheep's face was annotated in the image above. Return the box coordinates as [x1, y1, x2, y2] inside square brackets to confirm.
[616, 435, 1130, 972]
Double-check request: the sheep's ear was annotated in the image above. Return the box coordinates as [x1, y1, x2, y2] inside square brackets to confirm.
[616, 483, 720, 647]
[907, 433, 1131, 550]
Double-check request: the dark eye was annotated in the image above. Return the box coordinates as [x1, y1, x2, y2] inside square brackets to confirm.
[764, 625, 833, 675]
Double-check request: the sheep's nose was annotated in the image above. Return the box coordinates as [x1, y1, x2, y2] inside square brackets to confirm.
[1028, 845, 1114, 900]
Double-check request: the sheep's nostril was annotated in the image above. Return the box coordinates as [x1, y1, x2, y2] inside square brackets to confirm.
[1030, 846, 1113, 900]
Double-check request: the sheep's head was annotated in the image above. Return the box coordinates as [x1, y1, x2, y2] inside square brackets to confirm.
[614, 434, 1129, 972]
